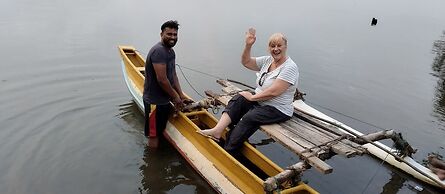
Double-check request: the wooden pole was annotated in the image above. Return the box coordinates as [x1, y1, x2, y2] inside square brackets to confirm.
[264, 162, 308, 193]
[182, 98, 213, 112]
[353, 129, 395, 145]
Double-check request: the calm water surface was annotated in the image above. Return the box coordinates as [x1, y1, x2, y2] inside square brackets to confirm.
[1, 0, 445, 193]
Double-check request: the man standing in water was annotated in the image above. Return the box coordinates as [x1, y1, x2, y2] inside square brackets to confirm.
[143, 20, 188, 141]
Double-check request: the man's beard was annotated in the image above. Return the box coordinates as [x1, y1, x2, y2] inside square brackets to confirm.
[163, 39, 177, 48]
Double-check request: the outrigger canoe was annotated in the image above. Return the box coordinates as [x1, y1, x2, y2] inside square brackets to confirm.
[118, 45, 318, 194]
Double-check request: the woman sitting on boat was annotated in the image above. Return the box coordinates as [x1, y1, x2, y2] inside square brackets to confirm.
[197, 28, 299, 154]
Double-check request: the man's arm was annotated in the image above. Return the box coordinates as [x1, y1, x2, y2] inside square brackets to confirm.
[153, 63, 181, 105]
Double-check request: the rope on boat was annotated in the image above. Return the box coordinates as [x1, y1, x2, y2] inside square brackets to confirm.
[392, 132, 417, 157]
[361, 148, 392, 194]
[305, 101, 387, 131]
[177, 64, 206, 98]
[176, 64, 225, 80]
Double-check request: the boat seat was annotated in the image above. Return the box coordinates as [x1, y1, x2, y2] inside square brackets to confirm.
[135, 67, 145, 72]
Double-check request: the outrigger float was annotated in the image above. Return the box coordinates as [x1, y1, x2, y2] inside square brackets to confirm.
[118, 45, 445, 193]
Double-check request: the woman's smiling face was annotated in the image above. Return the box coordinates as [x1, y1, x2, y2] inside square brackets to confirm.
[268, 33, 287, 62]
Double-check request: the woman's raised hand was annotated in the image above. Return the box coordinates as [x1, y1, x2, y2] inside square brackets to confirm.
[245, 27, 256, 46]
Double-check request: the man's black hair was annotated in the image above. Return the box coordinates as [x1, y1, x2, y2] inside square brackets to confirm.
[161, 20, 179, 32]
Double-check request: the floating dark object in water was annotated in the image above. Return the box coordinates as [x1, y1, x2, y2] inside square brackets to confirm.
[371, 18, 378, 26]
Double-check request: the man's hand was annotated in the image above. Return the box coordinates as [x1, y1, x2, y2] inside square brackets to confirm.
[172, 96, 184, 111]
[179, 94, 193, 104]
[182, 98, 194, 105]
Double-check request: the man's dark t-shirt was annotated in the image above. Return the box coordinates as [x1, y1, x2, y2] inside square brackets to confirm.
[143, 42, 176, 105]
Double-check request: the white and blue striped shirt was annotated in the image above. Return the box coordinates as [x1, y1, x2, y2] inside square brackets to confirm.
[255, 56, 299, 116]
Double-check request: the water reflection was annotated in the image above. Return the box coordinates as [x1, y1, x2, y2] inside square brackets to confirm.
[431, 31, 445, 124]
[117, 101, 214, 194]
[117, 102, 145, 137]
[250, 137, 275, 146]
[139, 140, 201, 193]
[380, 172, 406, 194]
[379, 167, 444, 194]
[432, 31, 445, 76]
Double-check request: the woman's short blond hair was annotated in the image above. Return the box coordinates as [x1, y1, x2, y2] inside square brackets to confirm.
[268, 33, 287, 46]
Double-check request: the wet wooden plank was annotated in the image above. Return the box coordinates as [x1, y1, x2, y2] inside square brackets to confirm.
[292, 110, 364, 157]
[261, 124, 333, 174]
[282, 119, 361, 157]
[274, 122, 331, 159]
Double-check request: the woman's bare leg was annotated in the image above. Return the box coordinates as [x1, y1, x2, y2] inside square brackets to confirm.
[199, 113, 231, 139]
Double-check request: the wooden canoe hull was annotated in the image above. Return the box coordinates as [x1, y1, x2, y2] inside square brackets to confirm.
[119, 45, 318, 194]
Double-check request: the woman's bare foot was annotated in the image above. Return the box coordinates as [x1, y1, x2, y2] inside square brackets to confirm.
[198, 128, 221, 139]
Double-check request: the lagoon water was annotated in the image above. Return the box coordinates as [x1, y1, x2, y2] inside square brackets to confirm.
[1, 0, 445, 193]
